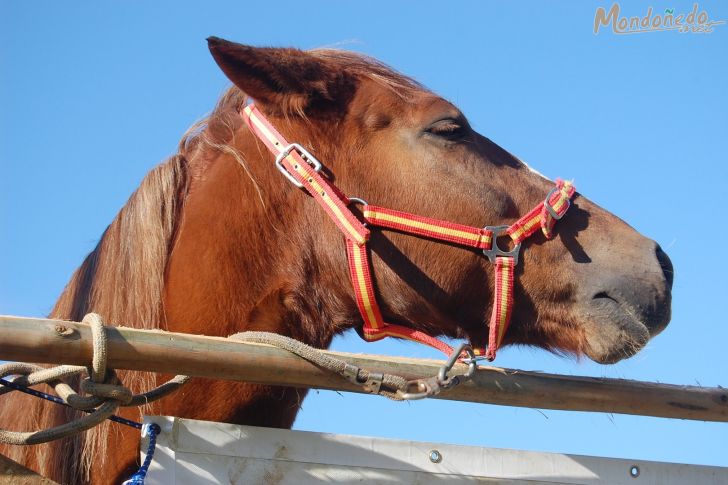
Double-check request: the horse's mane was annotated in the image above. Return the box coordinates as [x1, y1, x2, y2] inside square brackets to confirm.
[0, 92, 237, 484]
[1, 48, 422, 484]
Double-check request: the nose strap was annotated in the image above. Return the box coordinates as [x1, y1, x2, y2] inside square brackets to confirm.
[507, 180, 575, 245]
[363, 206, 493, 250]
[240, 102, 575, 361]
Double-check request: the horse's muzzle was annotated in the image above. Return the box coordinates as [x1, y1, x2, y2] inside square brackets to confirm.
[580, 241, 673, 364]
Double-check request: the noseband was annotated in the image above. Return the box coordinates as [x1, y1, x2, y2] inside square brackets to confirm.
[241, 103, 575, 361]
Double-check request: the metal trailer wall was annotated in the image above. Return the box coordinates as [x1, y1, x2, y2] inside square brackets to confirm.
[143, 416, 728, 485]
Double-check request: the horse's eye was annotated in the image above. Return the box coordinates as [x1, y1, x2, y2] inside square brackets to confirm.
[425, 119, 467, 140]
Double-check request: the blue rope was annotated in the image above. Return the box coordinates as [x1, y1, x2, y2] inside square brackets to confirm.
[0, 377, 142, 429]
[122, 423, 161, 485]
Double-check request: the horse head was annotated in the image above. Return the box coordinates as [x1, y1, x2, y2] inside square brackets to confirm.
[203, 38, 672, 365]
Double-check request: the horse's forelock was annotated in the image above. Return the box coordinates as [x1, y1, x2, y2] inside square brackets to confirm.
[308, 48, 426, 100]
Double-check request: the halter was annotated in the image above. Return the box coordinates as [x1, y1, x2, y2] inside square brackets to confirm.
[241, 103, 575, 361]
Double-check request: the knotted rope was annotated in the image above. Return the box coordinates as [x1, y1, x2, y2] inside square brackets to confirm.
[0, 313, 189, 446]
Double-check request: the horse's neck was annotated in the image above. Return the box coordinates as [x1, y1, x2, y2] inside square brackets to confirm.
[155, 145, 350, 433]
[163, 148, 348, 348]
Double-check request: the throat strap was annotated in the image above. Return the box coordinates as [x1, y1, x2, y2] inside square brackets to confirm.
[240, 102, 575, 361]
[346, 239, 457, 356]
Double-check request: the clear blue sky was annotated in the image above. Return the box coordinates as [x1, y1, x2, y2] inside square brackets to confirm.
[1, 0, 727, 468]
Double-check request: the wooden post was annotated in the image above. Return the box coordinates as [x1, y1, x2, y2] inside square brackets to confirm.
[1, 315, 726, 422]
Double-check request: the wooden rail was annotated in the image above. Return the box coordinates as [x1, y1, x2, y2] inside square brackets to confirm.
[0, 453, 58, 484]
[1, 315, 726, 422]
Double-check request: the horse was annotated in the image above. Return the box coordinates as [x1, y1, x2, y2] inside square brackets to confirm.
[0, 37, 673, 484]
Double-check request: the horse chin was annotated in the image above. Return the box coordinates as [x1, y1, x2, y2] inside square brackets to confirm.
[581, 297, 651, 364]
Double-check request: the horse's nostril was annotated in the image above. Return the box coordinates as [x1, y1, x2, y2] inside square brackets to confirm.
[592, 291, 617, 303]
[655, 244, 674, 289]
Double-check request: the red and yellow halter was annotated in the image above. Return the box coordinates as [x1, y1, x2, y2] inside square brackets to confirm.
[241, 103, 575, 361]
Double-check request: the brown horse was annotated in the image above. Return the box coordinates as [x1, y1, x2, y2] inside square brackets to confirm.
[0, 37, 673, 484]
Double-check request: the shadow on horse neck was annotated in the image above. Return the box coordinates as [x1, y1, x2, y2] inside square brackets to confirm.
[0, 40, 672, 484]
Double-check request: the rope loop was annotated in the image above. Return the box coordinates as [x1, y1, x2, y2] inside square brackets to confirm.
[0, 313, 189, 446]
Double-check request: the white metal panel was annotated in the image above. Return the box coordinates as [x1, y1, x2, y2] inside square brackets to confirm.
[142, 416, 728, 485]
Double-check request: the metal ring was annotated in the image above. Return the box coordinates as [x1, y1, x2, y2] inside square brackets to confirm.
[347, 198, 370, 227]
[397, 379, 436, 401]
[482, 225, 521, 265]
[348, 197, 369, 206]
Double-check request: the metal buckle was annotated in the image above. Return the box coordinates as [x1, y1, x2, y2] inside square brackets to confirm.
[543, 187, 570, 220]
[342, 364, 383, 395]
[362, 372, 383, 394]
[275, 143, 322, 188]
[482, 225, 521, 265]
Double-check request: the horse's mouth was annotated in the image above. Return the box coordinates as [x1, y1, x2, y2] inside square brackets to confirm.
[581, 294, 651, 364]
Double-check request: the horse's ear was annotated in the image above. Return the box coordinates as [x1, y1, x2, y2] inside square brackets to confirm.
[206, 37, 353, 115]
